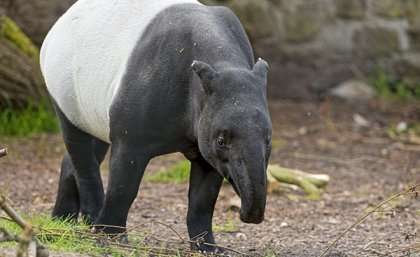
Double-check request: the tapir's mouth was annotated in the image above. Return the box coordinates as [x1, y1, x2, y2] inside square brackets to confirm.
[226, 175, 266, 224]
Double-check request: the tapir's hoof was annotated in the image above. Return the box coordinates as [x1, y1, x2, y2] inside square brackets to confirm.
[192, 243, 227, 256]
[91, 225, 129, 245]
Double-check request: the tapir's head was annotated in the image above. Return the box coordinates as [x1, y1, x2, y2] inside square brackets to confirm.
[192, 59, 272, 224]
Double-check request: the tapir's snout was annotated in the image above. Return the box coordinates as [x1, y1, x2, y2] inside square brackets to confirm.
[238, 177, 267, 224]
[228, 148, 268, 225]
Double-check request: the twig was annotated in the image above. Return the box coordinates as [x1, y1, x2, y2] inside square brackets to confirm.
[0, 227, 18, 243]
[75, 221, 250, 256]
[0, 194, 49, 257]
[153, 221, 185, 243]
[318, 183, 420, 257]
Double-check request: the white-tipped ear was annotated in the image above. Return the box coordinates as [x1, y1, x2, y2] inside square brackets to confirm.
[253, 58, 269, 78]
[191, 60, 217, 94]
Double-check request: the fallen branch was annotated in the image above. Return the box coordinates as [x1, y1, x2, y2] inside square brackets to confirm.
[0, 148, 48, 257]
[0, 227, 18, 243]
[267, 165, 330, 199]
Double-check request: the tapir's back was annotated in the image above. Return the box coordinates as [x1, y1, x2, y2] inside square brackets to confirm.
[40, 0, 200, 142]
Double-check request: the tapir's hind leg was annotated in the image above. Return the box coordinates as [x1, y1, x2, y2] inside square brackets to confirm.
[52, 153, 79, 220]
[53, 106, 109, 223]
[53, 139, 109, 221]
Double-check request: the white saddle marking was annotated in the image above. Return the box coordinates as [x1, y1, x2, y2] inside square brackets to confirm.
[41, 0, 200, 142]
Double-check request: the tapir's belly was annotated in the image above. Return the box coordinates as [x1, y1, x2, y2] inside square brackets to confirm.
[40, 0, 199, 143]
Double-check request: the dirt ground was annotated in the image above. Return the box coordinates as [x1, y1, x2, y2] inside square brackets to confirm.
[0, 100, 419, 257]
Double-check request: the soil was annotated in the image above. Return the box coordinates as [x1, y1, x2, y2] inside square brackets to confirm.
[0, 100, 419, 257]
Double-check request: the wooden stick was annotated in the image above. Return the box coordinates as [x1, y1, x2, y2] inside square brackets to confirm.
[0, 195, 30, 229]
[0, 194, 49, 257]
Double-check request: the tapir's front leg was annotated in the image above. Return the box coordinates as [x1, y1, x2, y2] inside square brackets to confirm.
[187, 156, 223, 252]
[95, 142, 150, 235]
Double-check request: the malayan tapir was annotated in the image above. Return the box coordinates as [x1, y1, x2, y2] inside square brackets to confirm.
[40, 0, 272, 252]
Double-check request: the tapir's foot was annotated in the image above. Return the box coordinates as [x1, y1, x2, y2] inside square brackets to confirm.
[94, 232, 129, 248]
[91, 224, 128, 244]
[79, 210, 101, 225]
[191, 242, 225, 255]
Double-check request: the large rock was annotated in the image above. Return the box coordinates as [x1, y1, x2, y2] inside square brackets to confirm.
[283, 1, 323, 42]
[394, 54, 420, 88]
[329, 80, 376, 102]
[353, 27, 400, 57]
[228, 0, 278, 41]
[0, 0, 418, 102]
[1, 0, 76, 46]
[336, 0, 367, 20]
[371, 0, 407, 18]
[406, 0, 420, 49]
[0, 16, 46, 107]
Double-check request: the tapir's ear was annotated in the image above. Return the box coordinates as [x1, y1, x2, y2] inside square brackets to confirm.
[253, 58, 269, 79]
[191, 60, 217, 94]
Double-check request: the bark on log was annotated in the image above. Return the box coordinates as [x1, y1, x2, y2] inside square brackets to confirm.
[0, 16, 45, 107]
[268, 165, 330, 200]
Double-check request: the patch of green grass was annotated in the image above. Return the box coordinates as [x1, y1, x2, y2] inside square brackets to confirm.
[0, 215, 151, 257]
[0, 101, 59, 137]
[371, 71, 420, 101]
[1, 215, 113, 256]
[0, 214, 208, 257]
[146, 160, 191, 183]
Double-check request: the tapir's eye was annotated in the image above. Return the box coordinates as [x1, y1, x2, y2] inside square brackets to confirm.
[216, 136, 225, 146]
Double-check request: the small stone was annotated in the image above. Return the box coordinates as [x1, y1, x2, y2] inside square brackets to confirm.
[396, 122, 408, 133]
[298, 127, 308, 135]
[280, 222, 288, 227]
[381, 148, 389, 156]
[330, 80, 376, 102]
[236, 232, 247, 240]
[327, 217, 340, 224]
[353, 113, 370, 128]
